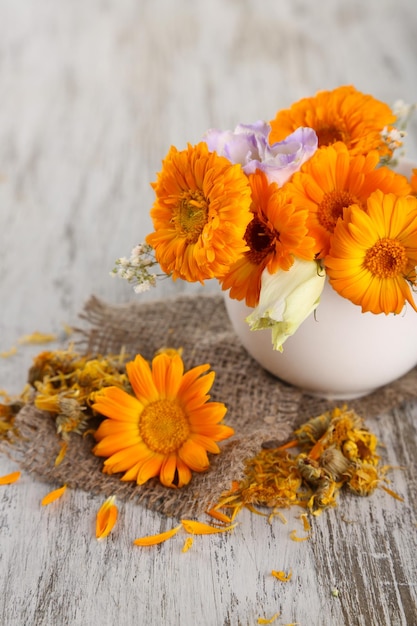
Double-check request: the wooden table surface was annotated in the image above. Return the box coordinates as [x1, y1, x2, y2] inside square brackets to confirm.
[1, 2, 417, 625]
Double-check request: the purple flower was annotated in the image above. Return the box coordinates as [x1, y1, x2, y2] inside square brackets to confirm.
[203, 122, 318, 186]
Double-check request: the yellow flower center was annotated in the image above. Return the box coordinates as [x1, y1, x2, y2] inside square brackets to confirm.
[363, 237, 408, 278]
[245, 217, 275, 264]
[316, 125, 349, 148]
[318, 190, 359, 233]
[139, 399, 190, 454]
[177, 190, 209, 243]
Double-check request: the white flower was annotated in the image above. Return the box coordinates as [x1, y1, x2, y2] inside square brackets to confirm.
[246, 259, 326, 352]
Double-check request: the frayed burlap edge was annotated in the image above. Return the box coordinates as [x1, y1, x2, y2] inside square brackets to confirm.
[3, 293, 417, 518]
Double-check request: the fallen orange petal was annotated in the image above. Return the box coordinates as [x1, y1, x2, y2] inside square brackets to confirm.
[381, 485, 404, 502]
[0, 471, 21, 485]
[299, 513, 311, 532]
[181, 519, 238, 535]
[257, 612, 280, 624]
[54, 442, 68, 467]
[96, 496, 118, 539]
[41, 485, 67, 506]
[133, 525, 182, 546]
[18, 331, 57, 345]
[289, 529, 310, 542]
[182, 537, 194, 553]
[271, 569, 292, 582]
[206, 508, 232, 524]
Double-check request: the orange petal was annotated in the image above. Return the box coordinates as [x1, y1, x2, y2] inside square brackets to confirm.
[133, 524, 182, 546]
[257, 612, 280, 625]
[182, 537, 194, 553]
[175, 457, 192, 488]
[127, 355, 159, 403]
[181, 519, 238, 535]
[271, 569, 293, 582]
[0, 471, 21, 485]
[289, 529, 310, 542]
[96, 496, 118, 539]
[54, 441, 68, 466]
[136, 454, 164, 485]
[41, 484, 67, 506]
[178, 440, 209, 472]
[159, 453, 177, 488]
[206, 508, 232, 524]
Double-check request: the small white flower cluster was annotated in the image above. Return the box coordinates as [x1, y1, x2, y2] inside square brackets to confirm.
[381, 125, 406, 153]
[392, 100, 416, 129]
[111, 243, 158, 293]
[380, 100, 415, 164]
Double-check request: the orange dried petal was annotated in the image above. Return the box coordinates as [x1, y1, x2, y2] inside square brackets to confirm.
[54, 442, 68, 467]
[182, 537, 194, 553]
[257, 612, 280, 624]
[289, 529, 310, 542]
[181, 519, 237, 535]
[133, 524, 182, 546]
[41, 484, 67, 506]
[0, 471, 21, 485]
[380, 485, 404, 501]
[206, 508, 232, 523]
[96, 496, 118, 539]
[271, 569, 292, 582]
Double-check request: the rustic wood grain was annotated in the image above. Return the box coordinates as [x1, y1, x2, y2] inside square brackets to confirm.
[1, 1, 417, 625]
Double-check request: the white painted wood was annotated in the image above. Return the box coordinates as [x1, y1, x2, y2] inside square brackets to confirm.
[1, 1, 417, 624]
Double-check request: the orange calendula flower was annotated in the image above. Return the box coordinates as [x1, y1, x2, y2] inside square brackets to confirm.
[146, 141, 253, 283]
[325, 191, 417, 314]
[93, 352, 233, 488]
[221, 170, 317, 307]
[96, 496, 118, 539]
[269, 85, 397, 157]
[133, 524, 182, 546]
[0, 470, 21, 485]
[41, 484, 67, 506]
[411, 168, 417, 195]
[285, 143, 411, 257]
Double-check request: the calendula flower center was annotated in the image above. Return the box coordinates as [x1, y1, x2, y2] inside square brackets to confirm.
[318, 190, 359, 233]
[139, 399, 191, 454]
[176, 190, 209, 242]
[363, 237, 408, 278]
[316, 124, 349, 148]
[245, 217, 275, 264]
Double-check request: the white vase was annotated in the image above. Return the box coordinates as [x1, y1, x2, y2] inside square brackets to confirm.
[224, 282, 417, 400]
[225, 157, 417, 400]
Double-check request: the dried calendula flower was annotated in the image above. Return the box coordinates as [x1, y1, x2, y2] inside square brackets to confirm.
[0, 471, 21, 485]
[41, 484, 67, 506]
[133, 525, 182, 547]
[319, 446, 351, 481]
[96, 496, 118, 540]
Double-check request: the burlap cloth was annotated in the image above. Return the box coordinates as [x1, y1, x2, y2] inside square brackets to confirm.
[4, 293, 417, 518]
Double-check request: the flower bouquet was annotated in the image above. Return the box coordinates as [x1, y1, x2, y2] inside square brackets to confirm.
[114, 85, 417, 397]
